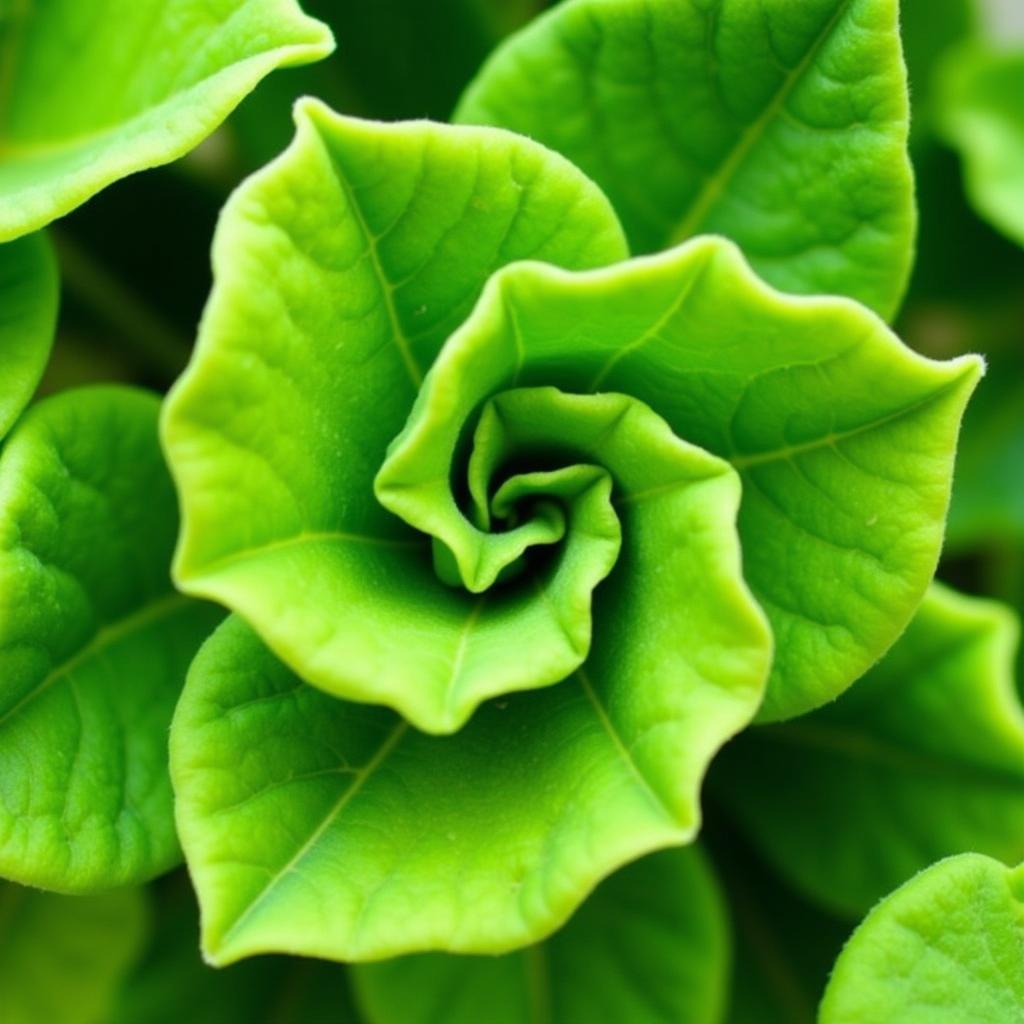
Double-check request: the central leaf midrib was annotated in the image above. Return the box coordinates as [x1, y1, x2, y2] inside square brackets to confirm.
[0, 590, 192, 733]
[668, 0, 854, 244]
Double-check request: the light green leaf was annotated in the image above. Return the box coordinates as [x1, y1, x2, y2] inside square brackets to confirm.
[713, 583, 1024, 916]
[0, 0, 334, 242]
[111, 874, 359, 1024]
[0, 232, 57, 438]
[163, 102, 639, 734]
[819, 853, 1024, 1023]
[352, 847, 729, 1024]
[0, 882, 147, 1024]
[0, 387, 220, 892]
[456, 0, 916, 319]
[173, 616, 726, 962]
[938, 44, 1024, 247]
[383, 237, 977, 722]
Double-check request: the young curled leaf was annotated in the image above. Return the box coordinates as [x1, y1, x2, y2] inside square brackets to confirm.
[820, 854, 1024, 1023]
[457, 0, 916, 320]
[714, 583, 1024, 916]
[351, 848, 729, 1024]
[0, 0, 334, 241]
[0, 233, 58, 439]
[0, 387, 220, 892]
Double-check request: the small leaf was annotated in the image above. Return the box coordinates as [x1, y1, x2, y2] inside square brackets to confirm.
[0, 387, 220, 891]
[713, 583, 1024, 915]
[0, 232, 58, 439]
[819, 854, 1024, 1022]
[0, 0, 334, 241]
[174, 617, 708, 963]
[938, 44, 1024, 247]
[457, 0, 916, 319]
[0, 882, 147, 1024]
[110, 874, 359, 1024]
[352, 848, 729, 1024]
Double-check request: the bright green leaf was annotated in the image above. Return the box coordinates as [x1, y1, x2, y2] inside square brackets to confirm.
[111, 874, 359, 1024]
[0, 882, 147, 1024]
[0, 0, 334, 242]
[0, 387, 220, 892]
[0, 231, 57, 438]
[938, 44, 1024, 247]
[352, 847, 729, 1024]
[457, 0, 916, 319]
[173, 616, 725, 963]
[820, 853, 1024, 1023]
[713, 583, 1024, 916]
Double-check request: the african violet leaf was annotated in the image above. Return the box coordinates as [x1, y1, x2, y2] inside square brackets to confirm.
[0, 882, 147, 1024]
[713, 582, 1024, 916]
[456, 0, 916, 320]
[0, 0, 334, 242]
[111, 875, 358, 1024]
[0, 232, 57, 438]
[351, 848, 728, 1024]
[0, 386, 220, 892]
[938, 44, 1024, 247]
[819, 853, 1024, 1023]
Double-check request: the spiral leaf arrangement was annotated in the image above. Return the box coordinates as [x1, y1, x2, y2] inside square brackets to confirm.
[159, 101, 980, 965]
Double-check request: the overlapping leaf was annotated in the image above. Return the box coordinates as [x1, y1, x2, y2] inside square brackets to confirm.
[457, 0, 915, 319]
[714, 583, 1024, 915]
[0, 232, 57, 438]
[352, 848, 728, 1024]
[820, 854, 1024, 1022]
[0, 882, 147, 1024]
[0, 387, 220, 891]
[0, 0, 334, 241]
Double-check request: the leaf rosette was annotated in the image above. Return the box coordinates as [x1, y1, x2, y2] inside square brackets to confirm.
[162, 100, 981, 963]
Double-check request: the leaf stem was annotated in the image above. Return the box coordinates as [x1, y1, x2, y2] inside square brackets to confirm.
[52, 230, 193, 382]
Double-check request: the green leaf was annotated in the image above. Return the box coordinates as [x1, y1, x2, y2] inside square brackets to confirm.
[819, 853, 1024, 1023]
[456, 0, 916, 320]
[0, 0, 334, 242]
[0, 386, 220, 892]
[111, 874, 359, 1024]
[0, 231, 57, 438]
[938, 44, 1024, 247]
[163, 102, 639, 734]
[713, 583, 1024, 916]
[352, 847, 729, 1024]
[385, 237, 976, 722]
[0, 881, 147, 1024]
[173, 616, 724, 963]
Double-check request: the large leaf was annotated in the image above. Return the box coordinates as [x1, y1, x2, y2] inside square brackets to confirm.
[0, 232, 57, 438]
[0, 0, 334, 242]
[352, 848, 728, 1024]
[820, 854, 1024, 1022]
[456, 0, 916, 320]
[938, 44, 1024, 247]
[713, 583, 1024, 916]
[0, 882, 147, 1024]
[382, 238, 977, 722]
[111, 874, 359, 1024]
[162, 103, 650, 734]
[172, 616, 730, 962]
[0, 387, 220, 892]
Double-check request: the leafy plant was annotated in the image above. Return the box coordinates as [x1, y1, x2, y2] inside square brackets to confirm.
[1, 0, 1023, 1021]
